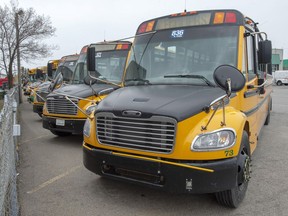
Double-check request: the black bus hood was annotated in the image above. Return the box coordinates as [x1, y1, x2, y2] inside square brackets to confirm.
[48, 84, 119, 99]
[97, 85, 226, 122]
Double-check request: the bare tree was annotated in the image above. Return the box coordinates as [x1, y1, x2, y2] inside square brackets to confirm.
[0, 1, 56, 88]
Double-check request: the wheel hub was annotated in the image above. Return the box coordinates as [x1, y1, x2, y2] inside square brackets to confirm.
[243, 156, 251, 183]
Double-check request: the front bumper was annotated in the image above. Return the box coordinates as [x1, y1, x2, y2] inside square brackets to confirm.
[83, 144, 238, 194]
[42, 115, 86, 134]
[33, 104, 43, 115]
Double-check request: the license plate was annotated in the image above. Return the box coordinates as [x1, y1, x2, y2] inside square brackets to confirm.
[56, 119, 65, 126]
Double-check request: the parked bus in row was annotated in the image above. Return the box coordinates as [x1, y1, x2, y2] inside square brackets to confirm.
[32, 54, 79, 117]
[42, 41, 132, 136]
[83, 10, 273, 208]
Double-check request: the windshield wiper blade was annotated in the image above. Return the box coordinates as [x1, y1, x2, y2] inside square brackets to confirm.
[124, 78, 151, 86]
[164, 74, 215, 87]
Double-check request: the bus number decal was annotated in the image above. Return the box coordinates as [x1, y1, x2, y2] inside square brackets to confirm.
[171, 30, 184, 38]
[96, 52, 102, 58]
[224, 150, 234, 157]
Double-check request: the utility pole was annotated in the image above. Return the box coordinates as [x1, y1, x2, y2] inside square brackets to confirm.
[15, 10, 23, 103]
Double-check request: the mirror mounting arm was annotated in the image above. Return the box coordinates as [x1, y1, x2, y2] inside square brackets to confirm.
[201, 95, 228, 131]
[244, 32, 268, 40]
[221, 100, 226, 127]
[247, 80, 267, 89]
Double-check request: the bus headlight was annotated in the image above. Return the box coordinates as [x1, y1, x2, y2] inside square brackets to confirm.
[83, 119, 91, 137]
[191, 129, 236, 151]
[85, 104, 98, 115]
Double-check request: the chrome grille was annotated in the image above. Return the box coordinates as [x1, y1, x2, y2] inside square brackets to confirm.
[46, 97, 78, 115]
[96, 112, 177, 154]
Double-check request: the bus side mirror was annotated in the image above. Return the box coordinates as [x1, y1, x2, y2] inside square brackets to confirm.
[258, 40, 272, 64]
[87, 47, 95, 72]
[213, 65, 246, 96]
[267, 63, 272, 75]
[47, 63, 53, 78]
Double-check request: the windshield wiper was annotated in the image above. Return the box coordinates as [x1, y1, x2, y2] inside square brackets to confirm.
[164, 74, 215, 87]
[124, 78, 151, 86]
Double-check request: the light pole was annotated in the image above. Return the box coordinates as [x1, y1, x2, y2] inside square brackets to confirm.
[15, 9, 23, 103]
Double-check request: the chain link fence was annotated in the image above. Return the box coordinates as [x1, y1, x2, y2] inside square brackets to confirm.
[0, 88, 20, 216]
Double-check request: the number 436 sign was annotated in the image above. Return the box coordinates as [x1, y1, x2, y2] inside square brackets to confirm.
[171, 29, 184, 38]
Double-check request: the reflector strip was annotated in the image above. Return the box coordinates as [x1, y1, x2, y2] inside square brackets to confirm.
[112, 152, 215, 173]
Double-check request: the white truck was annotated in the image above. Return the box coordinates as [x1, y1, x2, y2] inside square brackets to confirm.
[274, 70, 288, 85]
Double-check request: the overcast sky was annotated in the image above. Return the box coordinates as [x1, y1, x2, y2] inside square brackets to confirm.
[1, 0, 287, 69]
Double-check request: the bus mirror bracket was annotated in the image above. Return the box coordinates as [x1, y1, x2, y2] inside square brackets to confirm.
[244, 32, 272, 64]
[201, 65, 246, 131]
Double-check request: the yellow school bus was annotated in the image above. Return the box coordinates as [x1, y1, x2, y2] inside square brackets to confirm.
[83, 10, 273, 208]
[32, 54, 79, 117]
[42, 41, 132, 136]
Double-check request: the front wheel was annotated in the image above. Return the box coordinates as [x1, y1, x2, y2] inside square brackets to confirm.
[276, 81, 282, 86]
[215, 131, 251, 208]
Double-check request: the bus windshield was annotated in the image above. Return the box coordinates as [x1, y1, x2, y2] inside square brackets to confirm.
[72, 49, 129, 85]
[125, 25, 239, 86]
[92, 50, 130, 84]
[71, 52, 87, 84]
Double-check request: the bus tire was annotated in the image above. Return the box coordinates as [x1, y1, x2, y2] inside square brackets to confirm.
[215, 131, 251, 208]
[51, 130, 72, 136]
[276, 81, 282, 86]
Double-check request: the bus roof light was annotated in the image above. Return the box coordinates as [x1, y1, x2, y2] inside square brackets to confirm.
[121, 44, 130, 50]
[214, 12, 225, 24]
[116, 44, 130, 50]
[137, 22, 148, 34]
[146, 20, 155, 32]
[80, 46, 88, 54]
[225, 12, 237, 23]
[137, 20, 155, 34]
[116, 44, 123, 50]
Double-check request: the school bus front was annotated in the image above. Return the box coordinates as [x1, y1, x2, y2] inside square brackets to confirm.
[83, 10, 272, 208]
[42, 41, 132, 136]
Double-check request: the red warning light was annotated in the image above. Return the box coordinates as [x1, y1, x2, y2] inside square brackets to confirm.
[137, 22, 148, 34]
[225, 12, 237, 23]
